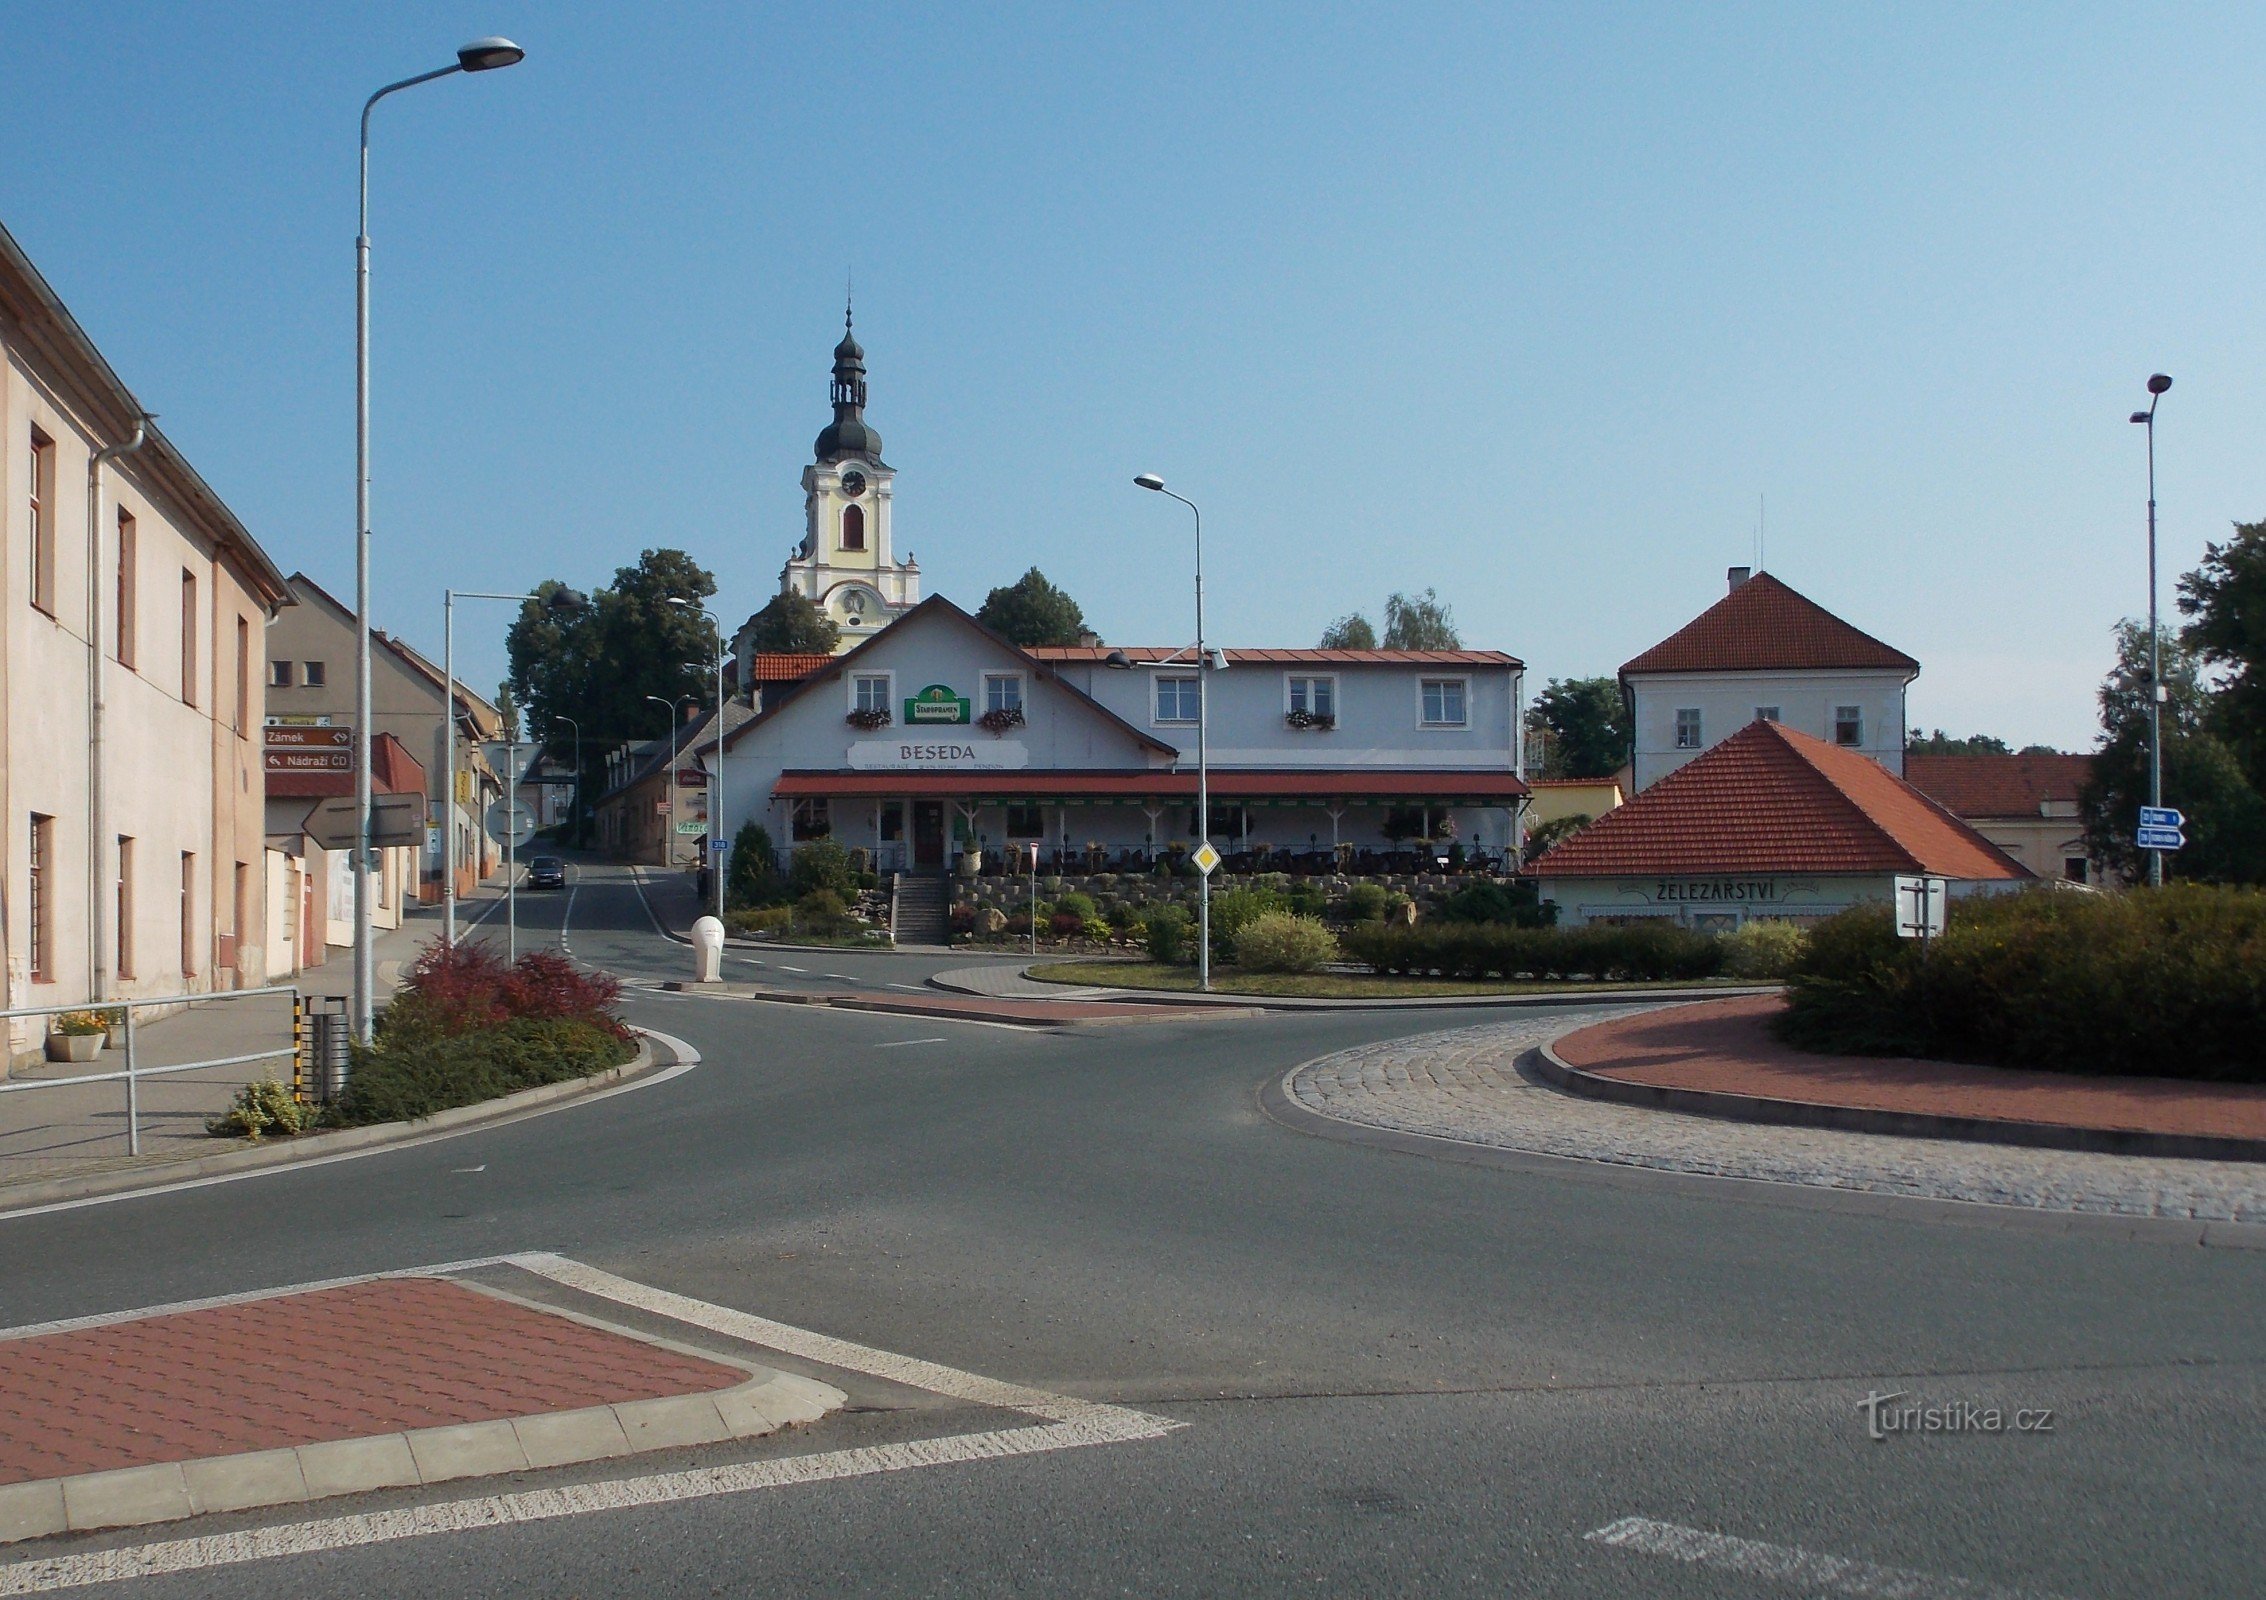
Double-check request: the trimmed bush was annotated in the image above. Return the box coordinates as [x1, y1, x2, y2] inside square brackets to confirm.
[788, 840, 857, 901]
[1233, 912, 1339, 973]
[1344, 883, 1391, 923]
[1339, 922, 1722, 982]
[1720, 919, 1808, 979]
[1054, 891, 1098, 921]
[1777, 885, 2266, 1080]
[1207, 886, 1286, 957]
[726, 906, 792, 937]
[1145, 903, 1193, 965]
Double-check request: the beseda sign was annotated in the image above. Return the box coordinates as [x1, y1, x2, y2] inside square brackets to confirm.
[904, 684, 971, 725]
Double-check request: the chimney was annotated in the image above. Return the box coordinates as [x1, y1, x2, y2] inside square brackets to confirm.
[1077, 629, 1103, 650]
[1727, 566, 1752, 593]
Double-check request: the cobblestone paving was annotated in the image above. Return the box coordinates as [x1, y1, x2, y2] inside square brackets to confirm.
[1285, 1011, 2266, 1224]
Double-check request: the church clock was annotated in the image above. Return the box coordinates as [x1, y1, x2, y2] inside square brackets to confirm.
[839, 470, 866, 499]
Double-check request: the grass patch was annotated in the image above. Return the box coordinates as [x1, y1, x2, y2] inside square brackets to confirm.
[1029, 960, 1759, 999]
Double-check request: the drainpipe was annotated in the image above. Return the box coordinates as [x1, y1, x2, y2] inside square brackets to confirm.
[88, 416, 149, 1002]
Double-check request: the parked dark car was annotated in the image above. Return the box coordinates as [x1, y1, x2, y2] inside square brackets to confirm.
[527, 856, 567, 890]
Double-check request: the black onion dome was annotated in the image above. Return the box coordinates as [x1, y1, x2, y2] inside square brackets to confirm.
[815, 311, 883, 463]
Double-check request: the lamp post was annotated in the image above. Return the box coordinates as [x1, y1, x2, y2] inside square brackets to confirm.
[442, 585, 581, 948]
[552, 715, 580, 846]
[667, 598, 729, 918]
[355, 36, 525, 1042]
[645, 695, 692, 869]
[1129, 473, 1212, 992]
[2129, 373, 2173, 888]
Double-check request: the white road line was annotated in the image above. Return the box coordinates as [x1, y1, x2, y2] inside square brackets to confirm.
[874, 1038, 948, 1049]
[0, 1252, 1181, 1593]
[777, 965, 809, 973]
[822, 974, 859, 983]
[885, 983, 927, 992]
[1583, 1517, 2069, 1600]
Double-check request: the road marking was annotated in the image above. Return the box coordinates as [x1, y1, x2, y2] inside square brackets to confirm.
[0, 1252, 1180, 1593]
[822, 974, 859, 983]
[874, 1038, 948, 1049]
[1583, 1517, 2068, 1599]
[885, 983, 927, 992]
[777, 965, 809, 973]
[451, 1166, 487, 1174]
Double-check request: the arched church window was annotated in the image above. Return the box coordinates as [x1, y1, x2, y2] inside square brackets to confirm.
[840, 504, 865, 551]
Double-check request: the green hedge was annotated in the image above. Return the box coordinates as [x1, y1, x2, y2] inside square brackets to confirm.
[338, 1016, 636, 1125]
[1776, 885, 2266, 1080]
[1339, 922, 1722, 982]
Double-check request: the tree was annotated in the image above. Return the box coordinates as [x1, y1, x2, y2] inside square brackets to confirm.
[1527, 677, 1629, 779]
[1523, 812, 1591, 865]
[2179, 516, 2266, 791]
[2078, 619, 2266, 883]
[1382, 588, 1460, 649]
[1906, 730, 2012, 756]
[507, 549, 720, 824]
[976, 568, 1087, 647]
[742, 591, 840, 655]
[1318, 613, 1377, 649]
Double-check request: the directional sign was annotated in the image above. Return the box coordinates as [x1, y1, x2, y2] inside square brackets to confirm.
[675, 820, 708, 836]
[1893, 874, 1947, 940]
[485, 800, 539, 848]
[2138, 806, 2185, 831]
[1190, 841, 1221, 876]
[2136, 825, 2186, 852]
[303, 794, 424, 851]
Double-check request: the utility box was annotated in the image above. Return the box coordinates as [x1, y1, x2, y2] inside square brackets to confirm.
[297, 995, 352, 1104]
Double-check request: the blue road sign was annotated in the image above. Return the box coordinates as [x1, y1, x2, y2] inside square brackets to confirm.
[2136, 825, 2186, 851]
[2139, 806, 2185, 830]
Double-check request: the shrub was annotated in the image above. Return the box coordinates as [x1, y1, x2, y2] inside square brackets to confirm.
[1338, 922, 1722, 982]
[726, 906, 792, 937]
[1344, 882, 1391, 923]
[52, 1010, 108, 1037]
[382, 940, 625, 1044]
[1081, 915, 1113, 942]
[207, 1077, 308, 1139]
[796, 887, 851, 932]
[1283, 882, 1329, 919]
[339, 1017, 635, 1126]
[1049, 911, 1086, 938]
[1776, 885, 2266, 1080]
[1054, 891, 1098, 921]
[1207, 886, 1286, 957]
[1233, 912, 1339, 973]
[726, 821, 783, 910]
[1720, 919, 1809, 979]
[1145, 903, 1193, 965]
[788, 840, 857, 902]
[1438, 881, 1553, 928]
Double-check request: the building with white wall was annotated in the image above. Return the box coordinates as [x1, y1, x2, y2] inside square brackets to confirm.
[1622, 568, 1918, 793]
[711, 597, 1527, 874]
[2, 218, 291, 1057]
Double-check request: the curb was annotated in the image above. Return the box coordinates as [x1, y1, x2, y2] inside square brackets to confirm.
[0, 1282, 846, 1546]
[660, 984, 1260, 1029]
[0, 1031, 688, 1217]
[970, 965, 1783, 1012]
[1531, 1038, 2266, 1165]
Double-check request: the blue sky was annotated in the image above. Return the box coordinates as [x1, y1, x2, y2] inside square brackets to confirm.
[8, 2, 2264, 750]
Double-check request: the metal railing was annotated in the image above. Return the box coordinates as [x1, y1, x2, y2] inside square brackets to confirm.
[0, 986, 319, 1157]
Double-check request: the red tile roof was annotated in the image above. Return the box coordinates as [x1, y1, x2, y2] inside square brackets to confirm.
[266, 733, 427, 799]
[1619, 572, 1918, 677]
[750, 652, 834, 682]
[1531, 721, 2027, 880]
[772, 768, 1528, 802]
[1904, 753, 2093, 819]
[1030, 646, 1521, 667]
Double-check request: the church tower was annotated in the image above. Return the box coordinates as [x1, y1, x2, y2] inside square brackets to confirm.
[778, 307, 920, 654]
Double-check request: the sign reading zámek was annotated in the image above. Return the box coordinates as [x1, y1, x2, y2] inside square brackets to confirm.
[264, 726, 352, 749]
[264, 722, 354, 774]
[1651, 879, 1778, 904]
[903, 684, 971, 725]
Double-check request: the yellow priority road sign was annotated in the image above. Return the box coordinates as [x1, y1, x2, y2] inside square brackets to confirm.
[1190, 841, 1221, 876]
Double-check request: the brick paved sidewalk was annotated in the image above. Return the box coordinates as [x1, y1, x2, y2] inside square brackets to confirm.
[1281, 1012, 2266, 1224]
[0, 1274, 840, 1543]
[1556, 996, 2266, 1143]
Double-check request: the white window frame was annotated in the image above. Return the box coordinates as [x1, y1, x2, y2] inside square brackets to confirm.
[1153, 672, 1200, 725]
[849, 671, 894, 715]
[1417, 676, 1469, 729]
[1674, 708, 1703, 749]
[1834, 705, 1864, 747]
[983, 672, 1025, 715]
[1285, 673, 1338, 720]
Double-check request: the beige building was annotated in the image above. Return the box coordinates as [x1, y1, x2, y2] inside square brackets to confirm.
[2, 218, 292, 1057]
[1905, 753, 2099, 884]
[266, 574, 506, 901]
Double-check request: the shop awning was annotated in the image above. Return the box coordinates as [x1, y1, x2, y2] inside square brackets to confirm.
[771, 769, 1528, 805]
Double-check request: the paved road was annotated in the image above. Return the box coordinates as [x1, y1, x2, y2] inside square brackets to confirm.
[1, 863, 2258, 1597]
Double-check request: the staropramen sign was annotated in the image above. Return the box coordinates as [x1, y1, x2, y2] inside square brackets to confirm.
[904, 683, 971, 725]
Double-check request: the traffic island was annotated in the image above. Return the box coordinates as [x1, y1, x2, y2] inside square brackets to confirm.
[0, 1275, 842, 1544]
[1542, 995, 2266, 1162]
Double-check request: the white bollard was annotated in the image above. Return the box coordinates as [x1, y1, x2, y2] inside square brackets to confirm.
[690, 915, 725, 984]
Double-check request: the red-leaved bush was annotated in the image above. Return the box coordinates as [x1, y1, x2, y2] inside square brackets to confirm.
[387, 940, 628, 1042]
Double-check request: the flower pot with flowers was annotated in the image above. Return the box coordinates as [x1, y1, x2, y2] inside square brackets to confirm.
[846, 707, 892, 731]
[1284, 708, 1336, 731]
[977, 705, 1025, 735]
[47, 1011, 107, 1063]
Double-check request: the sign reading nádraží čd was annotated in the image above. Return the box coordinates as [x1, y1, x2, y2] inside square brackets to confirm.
[904, 684, 971, 725]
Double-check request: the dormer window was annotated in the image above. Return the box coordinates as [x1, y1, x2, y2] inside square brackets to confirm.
[840, 503, 866, 551]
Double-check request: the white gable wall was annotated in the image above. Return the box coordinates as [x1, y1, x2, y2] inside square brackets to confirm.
[1629, 667, 1911, 792]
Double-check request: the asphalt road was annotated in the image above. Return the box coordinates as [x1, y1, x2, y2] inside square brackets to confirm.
[1, 864, 2258, 1597]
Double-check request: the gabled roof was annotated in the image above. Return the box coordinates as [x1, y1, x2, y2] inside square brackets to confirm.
[719, 595, 1177, 758]
[1904, 753, 2092, 819]
[284, 572, 505, 736]
[1531, 720, 2028, 880]
[1031, 646, 1521, 668]
[1619, 572, 1918, 678]
[596, 701, 757, 804]
[749, 652, 835, 682]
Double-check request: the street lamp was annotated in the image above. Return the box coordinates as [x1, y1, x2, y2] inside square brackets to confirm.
[667, 597, 729, 919]
[645, 695, 694, 870]
[1127, 472, 1213, 993]
[354, 37, 525, 1041]
[2130, 372, 2173, 888]
[552, 715, 580, 847]
[441, 585, 581, 948]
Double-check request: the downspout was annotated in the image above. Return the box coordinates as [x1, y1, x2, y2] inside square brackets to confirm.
[88, 417, 148, 1001]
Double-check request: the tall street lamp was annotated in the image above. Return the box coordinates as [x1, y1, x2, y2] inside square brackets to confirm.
[667, 597, 729, 919]
[1127, 473, 1213, 992]
[2130, 372, 2173, 888]
[645, 695, 693, 869]
[355, 37, 525, 1041]
[552, 715, 580, 846]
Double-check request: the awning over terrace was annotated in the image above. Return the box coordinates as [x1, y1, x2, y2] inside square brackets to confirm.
[770, 768, 1529, 805]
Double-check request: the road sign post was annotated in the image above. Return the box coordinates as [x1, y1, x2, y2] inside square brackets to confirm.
[1894, 875, 1946, 941]
[2136, 806, 2186, 858]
